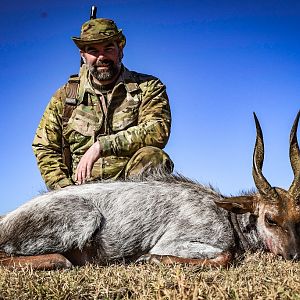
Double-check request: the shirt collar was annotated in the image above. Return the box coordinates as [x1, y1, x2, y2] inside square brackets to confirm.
[77, 64, 140, 104]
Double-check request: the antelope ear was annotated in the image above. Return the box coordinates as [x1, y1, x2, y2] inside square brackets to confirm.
[214, 196, 257, 214]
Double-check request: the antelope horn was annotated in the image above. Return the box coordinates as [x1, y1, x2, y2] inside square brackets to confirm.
[289, 111, 300, 198]
[252, 113, 278, 200]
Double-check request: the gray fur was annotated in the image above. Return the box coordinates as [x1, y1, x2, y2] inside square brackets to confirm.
[0, 174, 261, 264]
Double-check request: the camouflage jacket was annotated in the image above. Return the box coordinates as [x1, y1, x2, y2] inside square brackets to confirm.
[32, 65, 171, 189]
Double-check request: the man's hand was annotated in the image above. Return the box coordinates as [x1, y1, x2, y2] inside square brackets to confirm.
[75, 141, 101, 184]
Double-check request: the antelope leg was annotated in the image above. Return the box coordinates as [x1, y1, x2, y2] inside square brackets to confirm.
[0, 252, 72, 270]
[136, 251, 232, 267]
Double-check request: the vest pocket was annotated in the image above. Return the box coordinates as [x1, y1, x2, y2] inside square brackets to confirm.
[111, 93, 140, 131]
[68, 105, 102, 136]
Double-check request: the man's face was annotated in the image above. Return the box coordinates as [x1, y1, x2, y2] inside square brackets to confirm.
[81, 40, 122, 84]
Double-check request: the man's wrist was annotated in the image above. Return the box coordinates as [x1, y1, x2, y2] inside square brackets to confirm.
[97, 136, 113, 157]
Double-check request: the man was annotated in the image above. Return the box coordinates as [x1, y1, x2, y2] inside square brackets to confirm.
[32, 18, 173, 189]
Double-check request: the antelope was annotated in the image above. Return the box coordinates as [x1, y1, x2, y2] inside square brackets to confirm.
[0, 112, 300, 270]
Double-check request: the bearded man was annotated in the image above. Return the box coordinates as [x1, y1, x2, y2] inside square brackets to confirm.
[32, 18, 173, 189]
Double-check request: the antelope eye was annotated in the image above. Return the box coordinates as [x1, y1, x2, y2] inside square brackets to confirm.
[265, 215, 277, 226]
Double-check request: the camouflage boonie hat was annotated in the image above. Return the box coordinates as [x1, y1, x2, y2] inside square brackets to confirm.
[72, 18, 126, 50]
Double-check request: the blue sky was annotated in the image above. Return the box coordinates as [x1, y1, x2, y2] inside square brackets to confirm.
[1, 0, 300, 214]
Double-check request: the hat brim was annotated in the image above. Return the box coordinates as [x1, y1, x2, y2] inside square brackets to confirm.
[72, 31, 125, 50]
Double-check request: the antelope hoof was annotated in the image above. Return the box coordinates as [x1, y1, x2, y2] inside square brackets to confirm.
[135, 254, 161, 265]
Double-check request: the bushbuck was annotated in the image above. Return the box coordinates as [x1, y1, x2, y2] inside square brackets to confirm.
[0, 113, 300, 270]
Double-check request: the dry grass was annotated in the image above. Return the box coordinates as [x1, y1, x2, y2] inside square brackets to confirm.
[0, 252, 300, 299]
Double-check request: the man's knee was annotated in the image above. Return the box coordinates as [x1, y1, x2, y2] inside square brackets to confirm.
[125, 146, 173, 177]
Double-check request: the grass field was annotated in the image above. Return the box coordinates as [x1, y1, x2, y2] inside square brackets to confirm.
[0, 252, 300, 299]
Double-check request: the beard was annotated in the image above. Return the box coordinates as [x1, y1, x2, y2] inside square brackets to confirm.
[88, 59, 121, 81]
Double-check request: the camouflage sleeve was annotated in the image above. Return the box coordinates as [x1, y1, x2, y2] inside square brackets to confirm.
[32, 87, 73, 189]
[98, 78, 171, 157]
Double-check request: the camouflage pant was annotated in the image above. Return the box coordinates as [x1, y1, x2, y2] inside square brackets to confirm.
[123, 146, 173, 178]
[84, 146, 173, 182]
